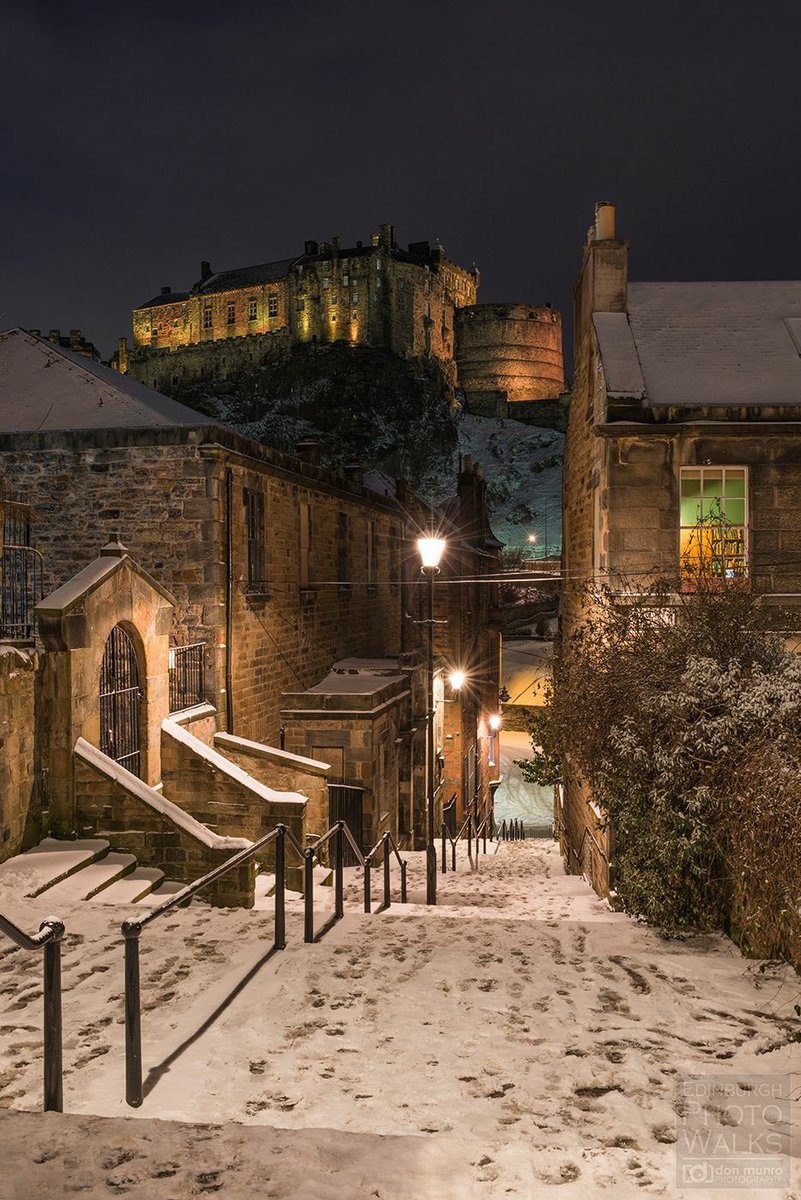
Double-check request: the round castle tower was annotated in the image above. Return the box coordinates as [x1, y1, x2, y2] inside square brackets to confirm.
[454, 303, 565, 415]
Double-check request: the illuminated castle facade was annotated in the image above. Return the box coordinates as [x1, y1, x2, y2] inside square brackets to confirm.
[119, 222, 565, 412]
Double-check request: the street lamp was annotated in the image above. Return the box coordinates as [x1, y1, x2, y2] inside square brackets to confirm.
[488, 712, 502, 768]
[449, 669, 466, 692]
[417, 534, 446, 905]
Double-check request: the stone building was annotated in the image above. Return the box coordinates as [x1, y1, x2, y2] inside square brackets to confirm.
[121, 224, 478, 391]
[0, 327, 500, 877]
[117, 223, 565, 415]
[562, 201, 801, 896]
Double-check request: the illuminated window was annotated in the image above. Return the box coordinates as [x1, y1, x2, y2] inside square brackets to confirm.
[203, 308, 212, 330]
[323, 279, 331, 291]
[296, 299, 305, 313]
[352, 293, 359, 305]
[680, 467, 748, 582]
[342, 274, 349, 286]
[248, 299, 257, 321]
[226, 303, 235, 325]
[338, 512, 350, 583]
[268, 293, 279, 318]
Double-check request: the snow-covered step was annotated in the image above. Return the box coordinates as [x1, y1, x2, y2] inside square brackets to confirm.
[42, 853, 137, 904]
[0, 837, 110, 899]
[89, 867, 165, 905]
[255, 872, 276, 900]
[136, 880, 191, 906]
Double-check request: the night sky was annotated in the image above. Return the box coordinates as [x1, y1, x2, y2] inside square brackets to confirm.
[3, 0, 801, 365]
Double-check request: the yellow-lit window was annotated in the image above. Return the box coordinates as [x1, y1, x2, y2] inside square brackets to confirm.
[248, 298, 257, 321]
[203, 308, 212, 330]
[680, 467, 748, 582]
[268, 293, 279, 318]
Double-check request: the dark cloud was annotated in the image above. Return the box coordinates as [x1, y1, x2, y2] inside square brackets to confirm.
[2, 0, 800, 362]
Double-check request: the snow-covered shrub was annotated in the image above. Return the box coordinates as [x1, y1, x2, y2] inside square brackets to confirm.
[522, 580, 801, 948]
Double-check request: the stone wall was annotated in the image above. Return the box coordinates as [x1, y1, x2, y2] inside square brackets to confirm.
[0, 648, 39, 863]
[161, 720, 306, 857]
[214, 733, 329, 837]
[73, 747, 254, 907]
[126, 328, 291, 392]
[0, 428, 408, 748]
[455, 304, 565, 412]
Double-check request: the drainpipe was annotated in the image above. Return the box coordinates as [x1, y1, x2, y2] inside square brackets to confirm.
[225, 467, 234, 733]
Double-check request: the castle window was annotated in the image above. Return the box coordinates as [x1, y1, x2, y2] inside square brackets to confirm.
[227, 303, 236, 325]
[248, 299, 258, 321]
[268, 293, 279, 318]
[323, 279, 331, 291]
[376, 259, 381, 270]
[342, 274, 349, 286]
[322, 261, 331, 273]
[297, 300, 305, 313]
[245, 489, 267, 586]
[352, 293, 359, 305]
[203, 308, 212, 329]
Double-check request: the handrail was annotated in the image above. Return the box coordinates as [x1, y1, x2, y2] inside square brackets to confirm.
[364, 831, 408, 915]
[0, 910, 64, 1111]
[440, 796, 495, 874]
[122, 822, 305, 1108]
[305, 821, 408, 939]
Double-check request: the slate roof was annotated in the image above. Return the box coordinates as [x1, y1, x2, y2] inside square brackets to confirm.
[594, 281, 801, 408]
[0, 327, 221, 432]
[193, 257, 298, 297]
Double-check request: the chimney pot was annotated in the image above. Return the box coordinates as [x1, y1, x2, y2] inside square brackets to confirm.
[594, 201, 616, 241]
[161, 285, 171, 295]
[200, 260, 212, 281]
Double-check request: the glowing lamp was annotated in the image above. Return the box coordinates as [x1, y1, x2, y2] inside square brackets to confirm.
[449, 669, 466, 691]
[489, 714, 502, 732]
[417, 537, 446, 569]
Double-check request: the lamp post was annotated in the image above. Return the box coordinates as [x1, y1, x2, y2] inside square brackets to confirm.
[418, 535, 446, 906]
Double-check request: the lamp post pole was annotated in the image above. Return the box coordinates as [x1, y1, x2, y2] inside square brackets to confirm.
[417, 535, 445, 908]
[424, 563, 437, 906]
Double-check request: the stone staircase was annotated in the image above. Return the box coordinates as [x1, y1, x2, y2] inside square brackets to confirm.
[0, 838, 185, 907]
[0, 837, 334, 911]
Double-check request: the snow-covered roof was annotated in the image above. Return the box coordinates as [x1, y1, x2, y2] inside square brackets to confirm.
[0, 327, 220, 432]
[595, 282, 801, 407]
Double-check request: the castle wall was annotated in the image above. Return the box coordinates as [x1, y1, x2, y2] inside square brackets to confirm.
[455, 304, 565, 413]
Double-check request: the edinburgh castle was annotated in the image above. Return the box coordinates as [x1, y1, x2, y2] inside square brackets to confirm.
[119, 223, 565, 414]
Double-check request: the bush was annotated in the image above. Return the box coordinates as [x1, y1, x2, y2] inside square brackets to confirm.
[522, 579, 801, 948]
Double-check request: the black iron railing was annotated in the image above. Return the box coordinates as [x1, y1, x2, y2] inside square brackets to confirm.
[440, 796, 495, 873]
[122, 817, 408, 1108]
[0, 544, 43, 641]
[304, 821, 408, 942]
[122, 822, 306, 1108]
[168, 642, 205, 713]
[0, 910, 64, 1111]
[497, 818, 527, 841]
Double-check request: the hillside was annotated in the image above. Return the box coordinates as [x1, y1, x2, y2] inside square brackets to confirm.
[167, 344, 563, 553]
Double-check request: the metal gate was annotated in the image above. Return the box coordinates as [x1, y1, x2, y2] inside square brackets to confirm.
[327, 783, 364, 865]
[100, 625, 142, 778]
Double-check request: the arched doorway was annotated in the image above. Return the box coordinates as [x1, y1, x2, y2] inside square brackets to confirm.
[100, 625, 143, 778]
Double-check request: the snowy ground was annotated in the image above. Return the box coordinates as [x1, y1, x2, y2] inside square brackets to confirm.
[1, 841, 799, 1198]
[493, 730, 553, 829]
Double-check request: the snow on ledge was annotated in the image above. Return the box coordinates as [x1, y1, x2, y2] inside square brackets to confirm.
[163, 718, 308, 808]
[73, 737, 251, 852]
[169, 703, 218, 726]
[214, 732, 331, 775]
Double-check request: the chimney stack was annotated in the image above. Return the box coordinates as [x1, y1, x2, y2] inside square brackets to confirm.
[200, 261, 212, 282]
[161, 285, 172, 295]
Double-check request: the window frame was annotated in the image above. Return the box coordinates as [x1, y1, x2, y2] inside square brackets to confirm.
[244, 488, 268, 590]
[679, 465, 749, 584]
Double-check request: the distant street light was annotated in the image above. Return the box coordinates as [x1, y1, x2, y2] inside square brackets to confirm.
[449, 669, 466, 692]
[488, 712, 502, 768]
[417, 534, 446, 906]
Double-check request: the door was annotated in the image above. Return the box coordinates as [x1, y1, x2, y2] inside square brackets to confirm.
[100, 625, 142, 778]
